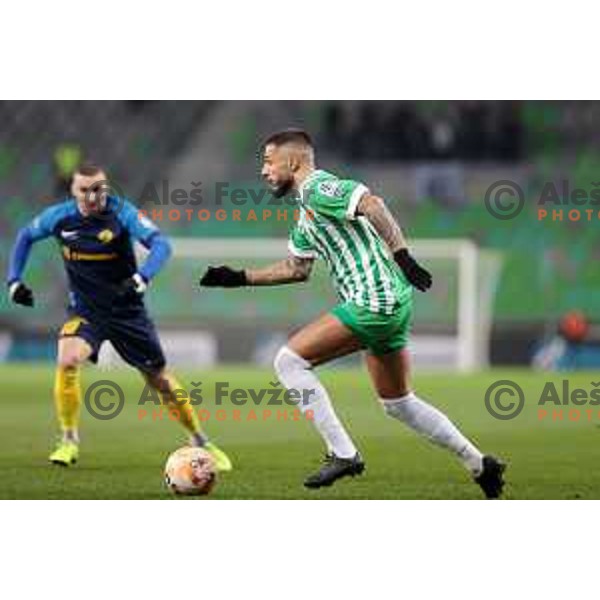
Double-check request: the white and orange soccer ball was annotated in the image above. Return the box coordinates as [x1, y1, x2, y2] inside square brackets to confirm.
[164, 447, 217, 496]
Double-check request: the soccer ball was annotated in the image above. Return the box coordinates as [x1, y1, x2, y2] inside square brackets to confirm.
[164, 447, 217, 496]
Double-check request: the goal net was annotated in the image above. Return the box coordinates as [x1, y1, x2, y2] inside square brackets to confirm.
[137, 237, 503, 372]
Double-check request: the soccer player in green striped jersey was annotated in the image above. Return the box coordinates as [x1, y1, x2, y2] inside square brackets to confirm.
[201, 129, 505, 498]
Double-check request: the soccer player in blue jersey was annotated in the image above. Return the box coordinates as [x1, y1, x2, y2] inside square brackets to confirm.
[6, 164, 231, 470]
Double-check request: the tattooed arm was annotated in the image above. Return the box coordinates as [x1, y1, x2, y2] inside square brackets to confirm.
[357, 193, 432, 292]
[246, 255, 314, 285]
[356, 194, 407, 252]
[199, 255, 314, 288]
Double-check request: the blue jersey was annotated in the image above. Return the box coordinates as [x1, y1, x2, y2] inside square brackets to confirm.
[7, 196, 171, 318]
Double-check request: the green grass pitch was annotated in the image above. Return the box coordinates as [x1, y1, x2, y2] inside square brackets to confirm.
[1, 364, 599, 499]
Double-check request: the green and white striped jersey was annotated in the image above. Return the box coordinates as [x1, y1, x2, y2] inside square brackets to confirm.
[288, 169, 412, 314]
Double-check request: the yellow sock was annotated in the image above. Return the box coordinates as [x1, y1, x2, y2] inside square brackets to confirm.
[54, 366, 81, 441]
[158, 374, 206, 444]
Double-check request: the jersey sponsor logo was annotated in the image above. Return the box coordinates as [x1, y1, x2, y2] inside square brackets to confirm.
[62, 247, 118, 261]
[317, 181, 344, 198]
[60, 230, 79, 240]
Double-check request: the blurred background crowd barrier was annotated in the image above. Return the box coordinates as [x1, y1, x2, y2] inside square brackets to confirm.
[1, 101, 599, 368]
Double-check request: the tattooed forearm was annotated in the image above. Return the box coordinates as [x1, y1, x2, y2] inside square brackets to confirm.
[357, 194, 407, 253]
[246, 255, 314, 286]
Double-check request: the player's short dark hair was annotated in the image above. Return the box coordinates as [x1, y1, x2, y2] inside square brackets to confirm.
[75, 163, 105, 177]
[263, 129, 313, 149]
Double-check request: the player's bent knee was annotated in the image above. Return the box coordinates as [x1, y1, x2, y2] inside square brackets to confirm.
[57, 338, 91, 369]
[57, 354, 83, 370]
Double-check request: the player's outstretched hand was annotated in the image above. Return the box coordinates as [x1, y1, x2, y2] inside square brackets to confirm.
[117, 273, 148, 296]
[8, 281, 34, 307]
[200, 266, 247, 288]
[393, 249, 432, 292]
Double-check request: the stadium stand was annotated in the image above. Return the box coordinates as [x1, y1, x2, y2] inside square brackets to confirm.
[2, 101, 600, 364]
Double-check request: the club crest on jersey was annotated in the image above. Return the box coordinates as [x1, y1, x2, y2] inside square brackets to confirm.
[97, 228, 115, 243]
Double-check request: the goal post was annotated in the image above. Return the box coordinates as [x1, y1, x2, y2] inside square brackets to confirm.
[406, 239, 503, 371]
[153, 237, 503, 372]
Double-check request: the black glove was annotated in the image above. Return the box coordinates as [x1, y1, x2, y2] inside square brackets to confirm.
[393, 249, 432, 292]
[200, 266, 247, 288]
[9, 281, 34, 307]
[116, 273, 148, 296]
